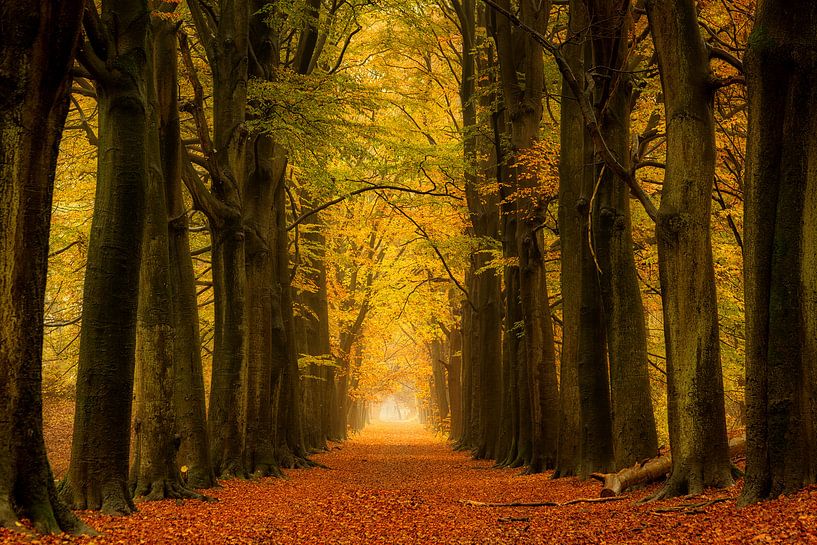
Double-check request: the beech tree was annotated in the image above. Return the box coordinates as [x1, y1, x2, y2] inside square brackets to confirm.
[585, 0, 658, 470]
[555, 0, 613, 478]
[450, 0, 504, 459]
[183, 0, 251, 479]
[740, 0, 817, 505]
[0, 0, 89, 533]
[60, 0, 150, 515]
[130, 5, 206, 501]
[645, 0, 733, 498]
[491, 0, 558, 473]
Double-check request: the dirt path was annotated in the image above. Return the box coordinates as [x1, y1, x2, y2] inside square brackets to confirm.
[4, 421, 817, 544]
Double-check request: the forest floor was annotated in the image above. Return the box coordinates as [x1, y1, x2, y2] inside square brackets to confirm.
[3, 406, 817, 544]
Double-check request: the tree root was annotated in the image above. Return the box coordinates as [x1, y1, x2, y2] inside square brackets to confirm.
[0, 491, 95, 536]
[215, 460, 247, 480]
[460, 497, 627, 507]
[249, 463, 285, 479]
[58, 477, 136, 516]
[132, 479, 215, 503]
[185, 468, 218, 490]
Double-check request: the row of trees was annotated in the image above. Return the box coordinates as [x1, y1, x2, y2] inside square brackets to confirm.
[420, 0, 817, 507]
[2, 0, 411, 532]
[1, 0, 816, 536]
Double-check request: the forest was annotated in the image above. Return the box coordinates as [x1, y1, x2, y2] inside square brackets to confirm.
[1, 0, 816, 542]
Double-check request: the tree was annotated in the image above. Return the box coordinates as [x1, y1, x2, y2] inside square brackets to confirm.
[555, 0, 613, 478]
[0, 0, 90, 533]
[449, 0, 504, 459]
[130, 6, 206, 501]
[740, 0, 817, 505]
[160, 12, 215, 492]
[585, 0, 658, 469]
[645, 0, 733, 498]
[490, 0, 559, 472]
[183, 0, 250, 478]
[60, 0, 150, 515]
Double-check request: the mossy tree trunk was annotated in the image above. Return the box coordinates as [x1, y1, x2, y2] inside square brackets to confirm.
[162, 22, 215, 492]
[555, 0, 612, 478]
[447, 304, 464, 440]
[492, 0, 558, 473]
[452, 0, 503, 456]
[295, 210, 334, 448]
[130, 10, 207, 501]
[645, 0, 733, 498]
[740, 0, 817, 505]
[586, 0, 658, 469]
[60, 0, 149, 515]
[186, 0, 250, 480]
[0, 0, 90, 533]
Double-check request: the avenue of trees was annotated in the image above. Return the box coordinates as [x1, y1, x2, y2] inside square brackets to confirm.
[1, 0, 815, 535]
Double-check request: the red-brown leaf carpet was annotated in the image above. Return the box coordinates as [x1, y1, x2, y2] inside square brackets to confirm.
[3, 420, 816, 544]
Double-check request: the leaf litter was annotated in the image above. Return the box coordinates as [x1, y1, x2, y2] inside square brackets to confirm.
[3, 421, 817, 544]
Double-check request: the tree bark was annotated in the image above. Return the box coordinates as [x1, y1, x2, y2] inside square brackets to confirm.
[242, 132, 284, 476]
[294, 201, 333, 450]
[586, 0, 658, 469]
[130, 12, 206, 501]
[452, 1, 504, 457]
[430, 341, 450, 423]
[740, 0, 817, 505]
[60, 0, 149, 515]
[555, 0, 613, 478]
[447, 308, 464, 440]
[187, 0, 251, 480]
[645, 0, 733, 498]
[162, 23, 215, 492]
[0, 0, 90, 533]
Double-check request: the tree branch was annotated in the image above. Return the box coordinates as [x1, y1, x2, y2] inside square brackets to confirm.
[287, 183, 461, 231]
[480, 0, 658, 222]
[378, 193, 473, 309]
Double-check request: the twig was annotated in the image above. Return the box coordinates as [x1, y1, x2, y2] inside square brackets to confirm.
[651, 498, 729, 514]
[287, 183, 460, 231]
[461, 497, 627, 507]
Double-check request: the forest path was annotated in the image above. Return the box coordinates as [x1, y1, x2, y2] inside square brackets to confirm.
[5, 421, 817, 544]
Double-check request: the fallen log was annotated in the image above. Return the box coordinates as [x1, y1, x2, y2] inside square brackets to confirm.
[590, 436, 746, 497]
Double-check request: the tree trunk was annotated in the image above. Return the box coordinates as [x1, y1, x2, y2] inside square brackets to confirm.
[522, 228, 560, 473]
[242, 66, 283, 476]
[447, 313, 464, 440]
[553, 21, 583, 478]
[60, 0, 149, 515]
[207, 217, 249, 478]
[0, 0, 89, 533]
[494, 0, 559, 474]
[453, 3, 503, 456]
[430, 340, 450, 423]
[131, 13, 202, 501]
[275, 159, 309, 468]
[645, 0, 733, 498]
[186, 0, 251, 480]
[457, 284, 476, 448]
[586, 0, 658, 469]
[294, 206, 333, 450]
[740, 0, 817, 505]
[555, 0, 612, 477]
[162, 21, 215, 492]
